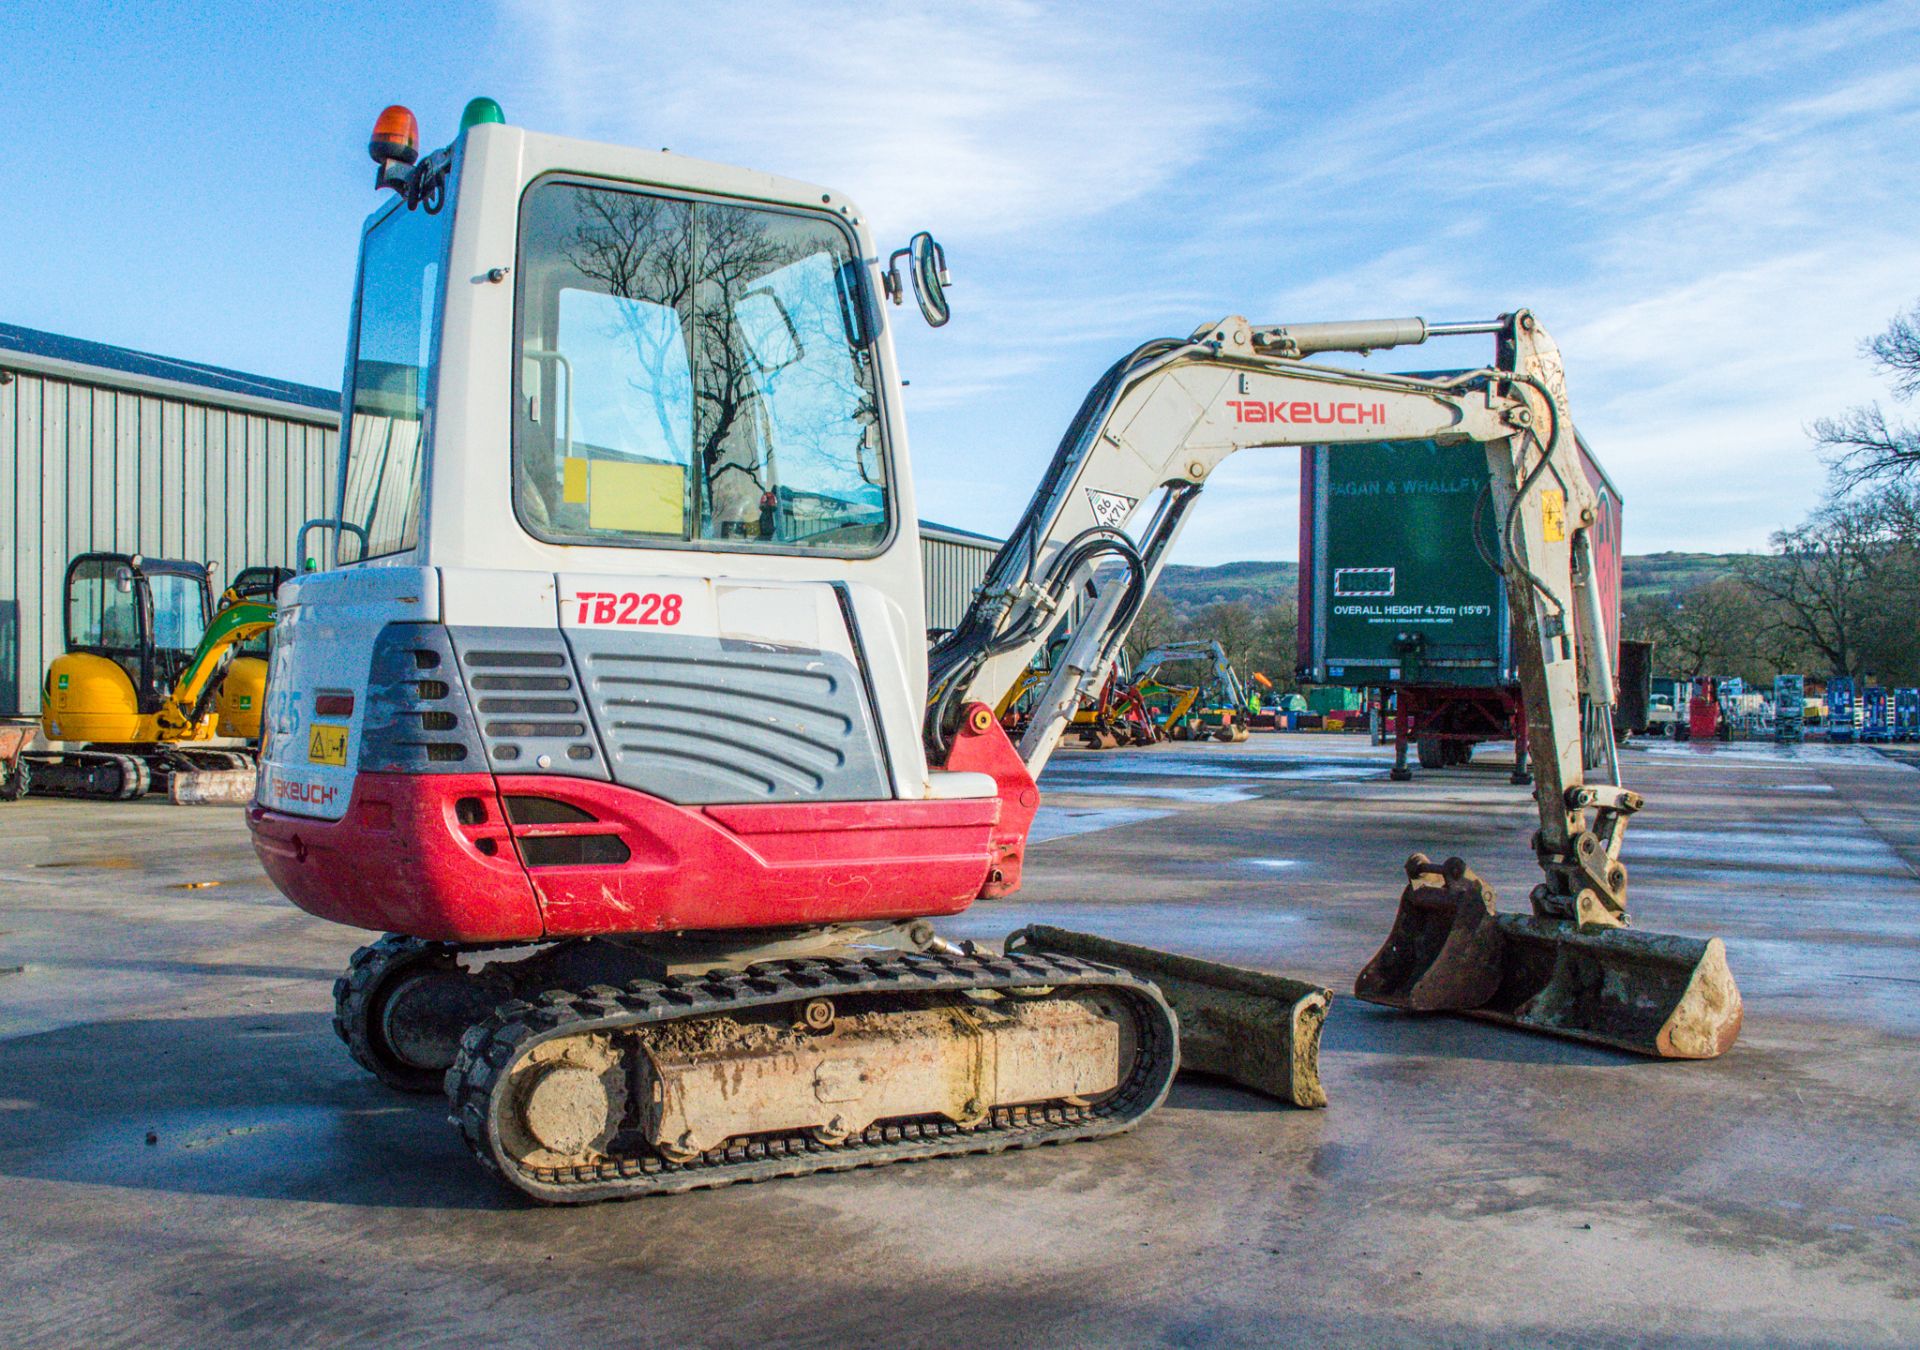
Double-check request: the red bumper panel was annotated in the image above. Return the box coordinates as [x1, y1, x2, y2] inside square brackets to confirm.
[509, 777, 999, 936]
[249, 770, 1004, 942]
[248, 773, 542, 943]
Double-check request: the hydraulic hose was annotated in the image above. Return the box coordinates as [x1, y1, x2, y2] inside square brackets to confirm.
[924, 336, 1187, 755]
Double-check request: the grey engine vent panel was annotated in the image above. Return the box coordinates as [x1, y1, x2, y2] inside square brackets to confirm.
[360, 623, 484, 772]
[449, 627, 608, 779]
[565, 631, 889, 804]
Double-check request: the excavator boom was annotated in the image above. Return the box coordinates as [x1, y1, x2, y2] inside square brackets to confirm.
[929, 311, 1740, 1058]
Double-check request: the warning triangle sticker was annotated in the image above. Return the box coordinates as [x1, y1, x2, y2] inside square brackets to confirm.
[1086, 488, 1137, 528]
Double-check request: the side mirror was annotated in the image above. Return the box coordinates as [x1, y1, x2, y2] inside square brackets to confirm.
[884, 231, 951, 328]
[115, 567, 134, 595]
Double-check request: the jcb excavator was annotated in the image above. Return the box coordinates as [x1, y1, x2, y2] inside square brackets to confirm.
[32, 553, 278, 802]
[211, 566, 293, 741]
[247, 103, 1740, 1204]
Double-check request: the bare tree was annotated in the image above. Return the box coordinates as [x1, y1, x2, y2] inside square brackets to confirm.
[1813, 300, 1920, 489]
[1123, 594, 1181, 665]
[1255, 596, 1300, 692]
[566, 195, 882, 541]
[1189, 600, 1264, 677]
[1630, 576, 1774, 680]
[1740, 498, 1893, 678]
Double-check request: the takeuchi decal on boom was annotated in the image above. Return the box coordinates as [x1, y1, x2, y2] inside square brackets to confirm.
[1226, 399, 1388, 425]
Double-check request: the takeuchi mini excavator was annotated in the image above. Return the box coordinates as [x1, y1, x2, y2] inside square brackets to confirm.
[247, 101, 1741, 1204]
[31, 553, 279, 802]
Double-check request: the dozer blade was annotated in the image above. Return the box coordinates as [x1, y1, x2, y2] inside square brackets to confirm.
[1355, 855, 1742, 1059]
[168, 769, 258, 806]
[1006, 924, 1329, 1107]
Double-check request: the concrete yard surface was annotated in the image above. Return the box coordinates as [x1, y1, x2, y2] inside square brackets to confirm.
[1, 733, 1917, 1347]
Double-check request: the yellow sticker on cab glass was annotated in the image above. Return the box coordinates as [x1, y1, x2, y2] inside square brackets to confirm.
[1541, 488, 1566, 543]
[308, 723, 348, 766]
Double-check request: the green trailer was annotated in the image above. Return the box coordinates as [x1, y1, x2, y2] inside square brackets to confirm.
[1297, 434, 1624, 780]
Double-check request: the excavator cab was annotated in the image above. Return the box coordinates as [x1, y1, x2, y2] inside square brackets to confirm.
[45, 553, 213, 743]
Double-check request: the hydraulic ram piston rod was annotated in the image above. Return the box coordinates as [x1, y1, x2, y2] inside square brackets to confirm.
[1251, 316, 1508, 357]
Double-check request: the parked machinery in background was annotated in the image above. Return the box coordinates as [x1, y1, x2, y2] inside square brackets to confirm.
[1685, 676, 1722, 741]
[0, 719, 33, 802]
[1896, 688, 1920, 742]
[1774, 674, 1805, 744]
[211, 566, 293, 741]
[1127, 640, 1254, 742]
[997, 644, 1159, 749]
[1647, 676, 1682, 738]
[1827, 676, 1857, 742]
[28, 552, 276, 802]
[1861, 686, 1892, 743]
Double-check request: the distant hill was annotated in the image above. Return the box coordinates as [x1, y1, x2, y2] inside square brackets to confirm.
[1620, 551, 1756, 601]
[1156, 560, 1299, 612]
[1153, 552, 1754, 618]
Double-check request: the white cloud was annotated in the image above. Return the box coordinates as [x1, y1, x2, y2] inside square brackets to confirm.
[501, 0, 1237, 241]
[499, 0, 1920, 562]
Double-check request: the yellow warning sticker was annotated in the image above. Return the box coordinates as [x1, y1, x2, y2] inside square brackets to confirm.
[308, 723, 348, 766]
[1541, 488, 1566, 543]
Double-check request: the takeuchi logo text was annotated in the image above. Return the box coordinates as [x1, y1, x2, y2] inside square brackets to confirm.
[1226, 400, 1388, 425]
[272, 777, 338, 806]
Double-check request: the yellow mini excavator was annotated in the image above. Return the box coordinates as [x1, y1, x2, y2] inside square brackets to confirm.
[30, 552, 278, 803]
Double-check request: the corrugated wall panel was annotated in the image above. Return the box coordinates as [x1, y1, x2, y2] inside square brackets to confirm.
[1, 376, 22, 711]
[138, 394, 163, 553]
[183, 404, 206, 563]
[62, 386, 86, 559]
[20, 379, 50, 710]
[116, 390, 140, 546]
[36, 381, 64, 705]
[920, 534, 996, 634]
[0, 366, 337, 715]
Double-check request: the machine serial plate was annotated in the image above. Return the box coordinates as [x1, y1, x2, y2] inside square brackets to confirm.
[308, 724, 348, 766]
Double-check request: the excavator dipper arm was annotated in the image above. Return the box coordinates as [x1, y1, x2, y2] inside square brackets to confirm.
[929, 311, 1740, 1058]
[155, 599, 277, 736]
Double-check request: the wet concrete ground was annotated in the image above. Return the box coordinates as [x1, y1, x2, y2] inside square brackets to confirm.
[1, 733, 1917, 1347]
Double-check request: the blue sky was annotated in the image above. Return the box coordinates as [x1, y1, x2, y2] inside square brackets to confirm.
[4, 1, 1918, 563]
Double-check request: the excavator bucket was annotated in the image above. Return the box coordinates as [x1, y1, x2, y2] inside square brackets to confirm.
[1356, 855, 1741, 1059]
[1006, 924, 1330, 1107]
[168, 769, 258, 806]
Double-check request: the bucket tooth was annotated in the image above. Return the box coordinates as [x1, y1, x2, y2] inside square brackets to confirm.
[1354, 855, 1743, 1060]
[1006, 924, 1330, 1108]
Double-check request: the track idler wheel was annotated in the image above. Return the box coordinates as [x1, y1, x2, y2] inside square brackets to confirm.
[334, 935, 510, 1092]
[1355, 855, 1742, 1059]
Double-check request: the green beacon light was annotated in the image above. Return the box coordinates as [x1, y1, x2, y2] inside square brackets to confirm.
[461, 97, 505, 131]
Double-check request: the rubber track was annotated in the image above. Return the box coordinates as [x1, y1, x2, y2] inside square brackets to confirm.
[446, 949, 1179, 1204]
[23, 751, 147, 800]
